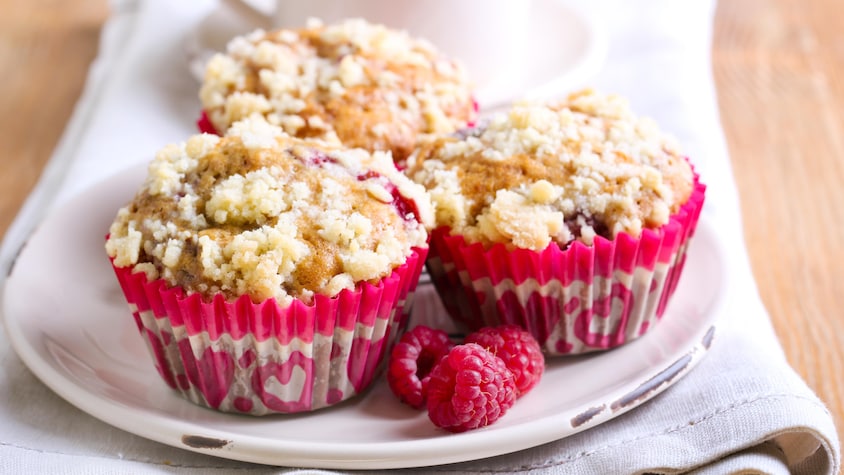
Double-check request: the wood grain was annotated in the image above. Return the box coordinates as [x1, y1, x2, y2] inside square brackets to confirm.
[713, 0, 844, 439]
[0, 0, 109, 236]
[0, 0, 840, 463]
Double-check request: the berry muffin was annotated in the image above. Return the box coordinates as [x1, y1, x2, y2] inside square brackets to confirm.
[105, 117, 432, 414]
[198, 18, 476, 166]
[406, 89, 706, 355]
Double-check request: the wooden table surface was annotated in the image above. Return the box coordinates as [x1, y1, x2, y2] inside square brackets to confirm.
[1, 0, 841, 458]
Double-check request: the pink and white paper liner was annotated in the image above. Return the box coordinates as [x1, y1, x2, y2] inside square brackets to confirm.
[111, 247, 427, 415]
[427, 178, 705, 355]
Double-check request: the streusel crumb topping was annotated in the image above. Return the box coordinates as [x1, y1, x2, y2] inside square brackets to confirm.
[406, 89, 695, 251]
[106, 117, 432, 306]
[199, 19, 475, 164]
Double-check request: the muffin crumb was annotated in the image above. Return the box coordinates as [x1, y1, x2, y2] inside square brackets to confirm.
[199, 19, 476, 164]
[107, 117, 432, 305]
[408, 89, 694, 250]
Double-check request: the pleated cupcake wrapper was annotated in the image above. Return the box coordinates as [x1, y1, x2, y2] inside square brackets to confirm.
[111, 247, 427, 415]
[427, 178, 705, 355]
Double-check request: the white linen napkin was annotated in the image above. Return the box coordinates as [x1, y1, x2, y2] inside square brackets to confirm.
[0, 0, 839, 473]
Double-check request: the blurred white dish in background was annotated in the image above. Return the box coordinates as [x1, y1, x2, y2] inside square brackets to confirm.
[185, 0, 607, 111]
[218, 0, 533, 91]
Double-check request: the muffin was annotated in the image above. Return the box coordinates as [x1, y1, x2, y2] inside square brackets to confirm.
[105, 117, 432, 414]
[198, 18, 476, 166]
[406, 89, 706, 355]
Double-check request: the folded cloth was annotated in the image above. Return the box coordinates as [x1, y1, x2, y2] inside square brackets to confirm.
[0, 0, 839, 474]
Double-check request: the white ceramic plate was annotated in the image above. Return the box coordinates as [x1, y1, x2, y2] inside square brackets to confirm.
[185, 0, 607, 111]
[3, 164, 726, 470]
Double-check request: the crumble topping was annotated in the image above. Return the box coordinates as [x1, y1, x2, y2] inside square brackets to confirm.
[406, 89, 695, 251]
[106, 117, 432, 306]
[199, 18, 476, 164]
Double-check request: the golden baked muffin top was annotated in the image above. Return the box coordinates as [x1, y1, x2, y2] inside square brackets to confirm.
[199, 19, 476, 165]
[106, 117, 433, 305]
[406, 89, 695, 251]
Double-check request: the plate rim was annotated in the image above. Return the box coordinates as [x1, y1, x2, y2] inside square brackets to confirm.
[2, 164, 727, 470]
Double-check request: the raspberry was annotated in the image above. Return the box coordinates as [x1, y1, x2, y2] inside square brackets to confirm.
[426, 343, 516, 432]
[387, 325, 453, 409]
[465, 325, 544, 397]
[196, 110, 218, 135]
[356, 171, 420, 223]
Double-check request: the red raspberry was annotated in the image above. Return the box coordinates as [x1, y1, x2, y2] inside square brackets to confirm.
[465, 325, 544, 397]
[196, 110, 218, 135]
[426, 343, 517, 432]
[387, 325, 453, 409]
